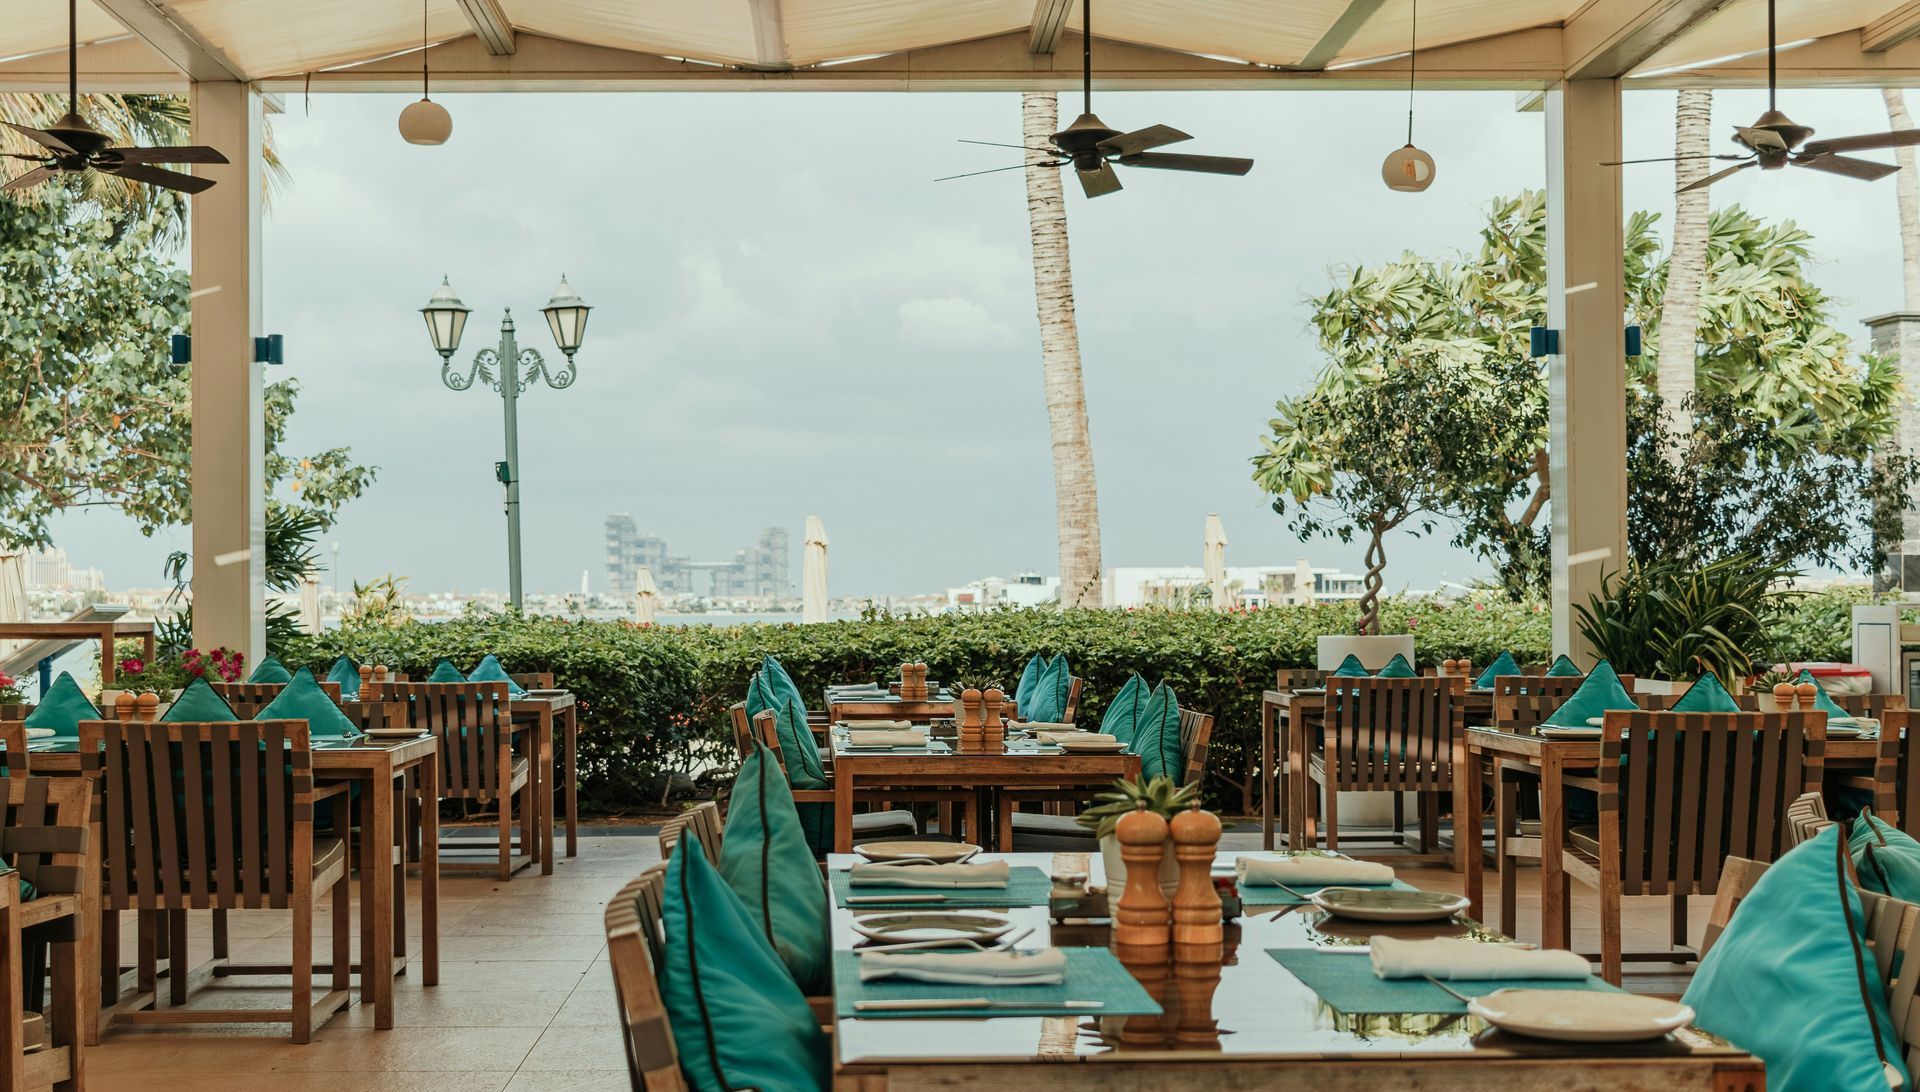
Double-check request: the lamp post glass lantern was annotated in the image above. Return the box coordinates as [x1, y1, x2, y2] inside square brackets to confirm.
[421, 275, 590, 608]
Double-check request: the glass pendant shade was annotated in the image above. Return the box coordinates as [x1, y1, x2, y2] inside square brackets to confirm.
[540, 275, 591, 355]
[1382, 144, 1435, 192]
[399, 98, 452, 145]
[421, 277, 471, 356]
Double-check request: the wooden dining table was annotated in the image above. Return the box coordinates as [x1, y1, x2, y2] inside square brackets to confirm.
[508, 692, 577, 875]
[825, 688, 961, 725]
[0, 621, 155, 687]
[827, 849, 1762, 1090]
[15, 732, 440, 1032]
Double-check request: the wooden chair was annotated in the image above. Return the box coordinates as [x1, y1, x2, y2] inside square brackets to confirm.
[1786, 790, 1835, 846]
[209, 680, 342, 718]
[371, 681, 534, 879]
[78, 719, 354, 1042]
[604, 865, 683, 1092]
[751, 711, 918, 845]
[509, 672, 557, 691]
[1275, 668, 1325, 691]
[1567, 709, 1825, 984]
[1698, 795, 1829, 957]
[1303, 677, 1464, 868]
[657, 802, 722, 865]
[1841, 708, 1915, 832]
[0, 776, 90, 1091]
[1490, 675, 1587, 732]
[1009, 709, 1215, 851]
[0, 722, 26, 776]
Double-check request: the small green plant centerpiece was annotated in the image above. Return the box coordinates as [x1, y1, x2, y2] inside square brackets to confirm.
[1077, 775, 1200, 893]
[0, 671, 25, 719]
[113, 655, 188, 698]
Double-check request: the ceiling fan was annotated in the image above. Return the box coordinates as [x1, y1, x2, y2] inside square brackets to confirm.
[938, 0, 1253, 197]
[3, 0, 228, 195]
[1606, 0, 1920, 193]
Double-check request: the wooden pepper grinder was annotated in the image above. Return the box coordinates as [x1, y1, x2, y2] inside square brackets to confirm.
[1114, 804, 1171, 962]
[1458, 658, 1473, 683]
[359, 664, 375, 697]
[1170, 802, 1223, 964]
[114, 691, 137, 722]
[134, 692, 160, 722]
[1441, 658, 1459, 678]
[957, 687, 985, 751]
[1795, 680, 1820, 709]
[982, 686, 1006, 747]
[1772, 681, 1796, 710]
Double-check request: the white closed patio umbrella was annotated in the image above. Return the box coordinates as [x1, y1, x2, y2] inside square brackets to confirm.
[802, 516, 829, 624]
[299, 576, 323, 635]
[0, 553, 25, 665]
[1203, 514, 1229, 610]
[634, 567, 658, 624]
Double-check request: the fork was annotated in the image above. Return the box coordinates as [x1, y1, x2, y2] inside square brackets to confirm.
[855, 926, 1035, 955]
[1424, 976, 1478, 1006]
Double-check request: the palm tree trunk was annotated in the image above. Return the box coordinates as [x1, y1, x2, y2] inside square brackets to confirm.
[1885, 89, 1920, 310]
[1022, 91, 1104, 607]
[1656, 89, 1712, 446]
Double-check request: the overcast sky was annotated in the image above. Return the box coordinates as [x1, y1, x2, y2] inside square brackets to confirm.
[41, 86, 1916, 598]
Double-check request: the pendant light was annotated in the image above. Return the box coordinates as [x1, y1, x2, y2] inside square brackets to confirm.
[398, 0, 451, 145]
[1381, 0, 1434, 192]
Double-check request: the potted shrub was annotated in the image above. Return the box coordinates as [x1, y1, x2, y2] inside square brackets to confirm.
[1573, 554, 1795, 696]
[112, 655, 188, 701]
[1076, 776, 1198, 895]
[0, 672, 25, 720]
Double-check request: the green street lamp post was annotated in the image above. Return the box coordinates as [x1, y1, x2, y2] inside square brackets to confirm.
[420, 276, 591, 609]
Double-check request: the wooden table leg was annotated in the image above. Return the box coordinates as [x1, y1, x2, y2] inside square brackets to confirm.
[834, 765, 856, 855]
[1261, 701, 1275, 851]
[563, 706, 579, 858]
[537, 709, 555, 876]
[1540, 749, 1567, 951]
[1463, 745, 1485, 917]
[419, 751, 439, 987]
[360, 767, 396, 1029]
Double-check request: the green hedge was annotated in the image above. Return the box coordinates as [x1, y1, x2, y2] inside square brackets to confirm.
[283, 590, 1871, 816]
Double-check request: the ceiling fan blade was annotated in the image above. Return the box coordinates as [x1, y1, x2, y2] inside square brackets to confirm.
[1799, 130, 1920, 156]
[2, 122, 76, 156]
[934, 160, 1062, 182]
[1077, 161, 1122, 198]
[1097, 124, 1192, 157]
[3, 166, 56, 193]
[1117, 151, 1254, 176]
[1601, 154, 1749, 166]
[1734, 126, 1789, 153]
[958, 139, 1063, 155]
[1679, 161, 1754, 193]
[100, 161, 216, 194]
[105, 145, 230, 165]
[1792, 153, 1900, 182]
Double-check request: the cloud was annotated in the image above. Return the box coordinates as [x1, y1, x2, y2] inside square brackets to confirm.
[896, 296, 1017, 347]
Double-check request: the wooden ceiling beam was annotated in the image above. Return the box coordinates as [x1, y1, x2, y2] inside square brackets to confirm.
[1029, 0, 1074, 55]
[1562, 0, 1740, 80]
[87, 0, 246, 82]
[1297, 0, 1386, 71]
[1865, 1, 1920, 53]
[454, 0, 516, 56]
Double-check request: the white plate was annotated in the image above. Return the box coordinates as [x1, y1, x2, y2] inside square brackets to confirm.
[849, 910, 1011, 944]
[1059, 739, 1127, 753]
[1309, 887, 1469, 922]
[854, 841, 981, 865]
[1542, 726, 1602, 739]
[525, 688, 569, 697]
[1469, 989, 1694, 1042]
[362, 728, 427, 739]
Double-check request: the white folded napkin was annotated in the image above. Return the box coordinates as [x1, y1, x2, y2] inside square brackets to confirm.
[857, 947, 1066, 986]
[1235, 855, 1395, 887]
[1037, 730, 1113, 745]
[1370, 936, 1592, 980]
[849, 860, 1011, 889]
[22, 728, 54, 740]
[846, 730, 928, 748]
[841, 719, 915, 731]
[1021, 722, 1077, 732]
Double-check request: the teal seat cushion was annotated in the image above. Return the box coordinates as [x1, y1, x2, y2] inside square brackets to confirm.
[1541, 660, 1638, 728]
[719, 741, 832, 994]
[1014, 654, 1048, 718]
[1850, 809, 1920, 904]
[761, 655, 804, 709]
[1375, 653, 1416, 679]
[327, 656, 362, 700]
[1684, 825, 1908, 1092]
[247, 655, 294, 684]
[467, 653, 526, 696]
[661, 835, 831, 1092]
[257, 667, 360, 739]
[1025, 655, 1071, 723]
[1545, 654, 1582, 677]
[1099, 674, 1150, 746]
[426, 659, 466, 684]
[1135, 683, 1182, 783]
[1331, 654, 1369, 678]
[162, 677, 240, 722]
[1474, 651, 1521, 689]
[24, 673, 100, 739]
[1796, 670, 1851, 721]
[1670, 674, 1741, 714]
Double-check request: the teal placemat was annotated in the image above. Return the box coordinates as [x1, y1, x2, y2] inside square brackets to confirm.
[1267, 949, 1620, 1014]
[834, 946, 1162, 1019]
[1236, 879, 1419, 905]
[832, 866, 1052, 908]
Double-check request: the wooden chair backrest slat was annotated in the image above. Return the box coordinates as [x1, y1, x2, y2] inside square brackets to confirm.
[1872, 710, 1920, 835]
[1178, 708, 1215, 791]
[1785, 791, 1834, 848]
[605, 865, 687, 1092]
[370, 682, 512, 801]
[728, 702, 755, 759]
[0, 775, 91, 898]
[658, 801, 723, 865]
[510, 672, 557, 691]
[338, 700, 408, 734]
[210, 680, 343, 718]
[0, 722, 24, 776]
[1491, 675, 1585, 731]
[1596, 710, 1824, 896]
[81, 718, 315, 911]
[1063, 677, 1084, 724]
[1274, 668, 1325, 691]
[1699, 855, 1770, 959]
[1860, 886, 1920, 1079]
[1324, 678, 1457, 792]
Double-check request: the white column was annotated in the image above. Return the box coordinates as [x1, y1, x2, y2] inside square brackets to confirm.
[1544, 79, 1629, 664]
[189, 80, 265, 661]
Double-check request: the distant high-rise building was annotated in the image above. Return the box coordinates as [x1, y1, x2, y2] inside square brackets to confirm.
[605, 515, 640, 598]
[602, 521, 791, 602]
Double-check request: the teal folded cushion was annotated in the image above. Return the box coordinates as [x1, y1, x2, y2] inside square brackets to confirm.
[23, 672, 100, 739]
[1375, 653, 1416, 679]
[1850, 809, 1920, 904]
[1331, 654, 1369, 678]
[760, 655, 804, 709]
[247, 655, 293, 684]
[1025, 654, 1072, 723]
[1014, 654, 1048, 718]
[1099, 674, 1150, 746]
[1545, 654, 1582, 677]
[257, 667, 360, 739]
[748, 675, 826, 791]
[719, 741, 831, 994]
[1670, 674, 1741, 714]
[661, 834, 830, 1092]
[1135, 683, 1183, 783]
[425, 659, 466, 684]
[1474, 651, 1521, 688]
[1540, 660, 1637, 728]
[326, 656, 362, 699]
[1684, 825, 1908, 1092]
[162, 677, 240, 722]
[467, 653, 526, 696]
[1796, 670, 1851, 721]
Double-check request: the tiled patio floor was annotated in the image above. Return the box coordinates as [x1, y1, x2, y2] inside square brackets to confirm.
[83, 826, 1716, 1091]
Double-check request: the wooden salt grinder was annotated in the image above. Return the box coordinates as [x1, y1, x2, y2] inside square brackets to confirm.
[1114, 804, 1171, 958]
[1795, 681, 1820, 709]
[134, 692, 160, 722]
[359, 664, 375, 696]
[1170, 802, 1222, 963]
[1441, 658, 1459, 677]
[982, 688, 1005, 731]
[114, 692, 137, 722]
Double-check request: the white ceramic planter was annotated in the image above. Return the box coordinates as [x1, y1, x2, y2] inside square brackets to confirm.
[1098, 832, 1181, 896]
[1316, 634, 1416, 672]
[1632, 678, 1688, 697]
